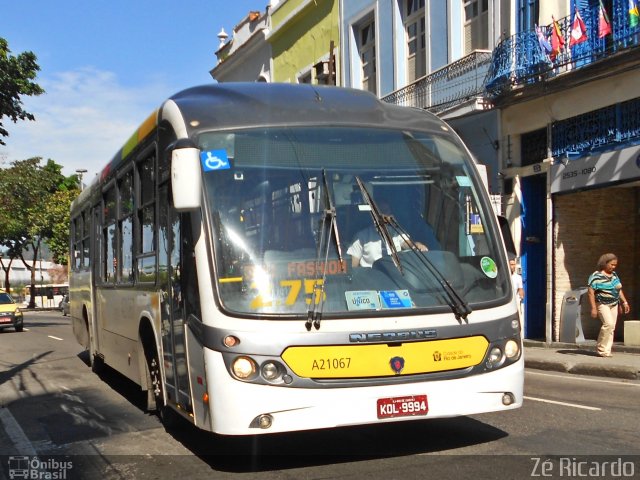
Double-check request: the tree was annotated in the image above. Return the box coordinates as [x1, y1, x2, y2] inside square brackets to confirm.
[0, 157, 78, 304]
[33, 188, 78, 265]
[0, 37, 45, 145]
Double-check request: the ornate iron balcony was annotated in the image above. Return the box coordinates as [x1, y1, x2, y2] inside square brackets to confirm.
[382, 51, 493, 114]
[485, 0, 640, 99]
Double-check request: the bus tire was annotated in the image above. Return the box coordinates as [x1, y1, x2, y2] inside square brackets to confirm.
[90, 351, 105, 374]
[144, 345, 181, 428]
[147, 352, 163, 412]
[86, 315, 104, 374]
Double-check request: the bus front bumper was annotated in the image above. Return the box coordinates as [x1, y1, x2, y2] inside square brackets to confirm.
[204, 350, 524, 436]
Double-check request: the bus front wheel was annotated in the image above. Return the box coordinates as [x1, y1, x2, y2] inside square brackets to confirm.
[144, 345, 181, 428]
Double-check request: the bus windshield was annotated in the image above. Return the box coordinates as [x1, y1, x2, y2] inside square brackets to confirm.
[198, 126, 509, 317]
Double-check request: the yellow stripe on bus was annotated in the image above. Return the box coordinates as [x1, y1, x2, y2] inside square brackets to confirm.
[218, 277, 243, 283]
[138, 110, 157, 140]
[122, 110, 158, 159]
[282, 336, 489, 378]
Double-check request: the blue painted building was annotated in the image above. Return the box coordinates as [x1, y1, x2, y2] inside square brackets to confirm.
[485, 0, 640, 342]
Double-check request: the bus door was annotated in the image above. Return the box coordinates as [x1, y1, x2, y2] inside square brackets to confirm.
[159, 185, 190, 411]
[159, 185, 206, 422]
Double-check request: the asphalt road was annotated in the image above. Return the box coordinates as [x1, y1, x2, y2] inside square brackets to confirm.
[1, 311, 639, 479]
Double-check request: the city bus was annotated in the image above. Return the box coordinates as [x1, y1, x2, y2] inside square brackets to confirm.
[22, 283, 69, 309]
[69, 83, 523, 435]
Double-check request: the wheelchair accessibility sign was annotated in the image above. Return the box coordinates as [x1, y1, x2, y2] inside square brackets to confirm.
[201, 149, 231, 172]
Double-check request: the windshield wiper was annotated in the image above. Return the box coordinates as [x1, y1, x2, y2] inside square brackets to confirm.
[306, 169, 344, 330]
[355, 176, 403, 273]
[383, 215, 472, 321]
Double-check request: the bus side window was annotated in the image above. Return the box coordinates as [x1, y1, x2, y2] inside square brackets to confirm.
[136, 155, 157, 283]
[103, 185, 117, 284]
[119, 170, 134, 283]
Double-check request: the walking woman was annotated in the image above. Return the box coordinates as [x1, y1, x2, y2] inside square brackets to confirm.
[587, 253, 631, 357]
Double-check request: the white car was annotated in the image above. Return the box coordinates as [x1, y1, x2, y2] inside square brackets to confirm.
[59, 294, 70, 316]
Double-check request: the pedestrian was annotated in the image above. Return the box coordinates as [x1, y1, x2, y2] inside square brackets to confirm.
[509, 258, 524, 325]
[509, 258, 524, 303]
[587, 253, 631, 358]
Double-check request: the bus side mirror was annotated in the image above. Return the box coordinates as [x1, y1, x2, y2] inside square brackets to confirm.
[171, 147, 202, 211]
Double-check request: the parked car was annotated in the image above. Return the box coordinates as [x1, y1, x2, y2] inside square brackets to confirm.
[0, 290, 24, 332]
[59, 294, 70, 316]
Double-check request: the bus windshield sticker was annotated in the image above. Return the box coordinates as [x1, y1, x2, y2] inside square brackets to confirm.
[379, 290, 413, 309]
[469, 213, 484, 234]
[345, 291, 379, 311]
[480, 257, 498, 278]
[201, 149, 231, 172]
[456, 175, 472, 187]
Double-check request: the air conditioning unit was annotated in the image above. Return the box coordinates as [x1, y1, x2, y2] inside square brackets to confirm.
[314, 60, 330, 81]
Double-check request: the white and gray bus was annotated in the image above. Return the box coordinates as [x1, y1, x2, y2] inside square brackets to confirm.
[69, 83, 523, 435]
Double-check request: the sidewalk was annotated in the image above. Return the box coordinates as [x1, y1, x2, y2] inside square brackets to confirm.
[523, 340, 640, 380]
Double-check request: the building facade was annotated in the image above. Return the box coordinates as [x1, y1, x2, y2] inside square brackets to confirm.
[268, 0, 340, 84]
[210, 9, 271, 82]
[213, 0, 340, 85]
[212, 0, 640, 342]
[486, 0, 640, 340]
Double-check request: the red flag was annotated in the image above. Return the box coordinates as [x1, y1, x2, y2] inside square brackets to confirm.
[550, 16, 565, 60]
[569, 8, 588, 46]
[598, 0, 612, 38]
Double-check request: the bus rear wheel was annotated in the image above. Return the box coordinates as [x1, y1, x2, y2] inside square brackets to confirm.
[87, 317, 104, 373]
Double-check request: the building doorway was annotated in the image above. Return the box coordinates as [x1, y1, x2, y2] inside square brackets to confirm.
[521, 173, 547, 339]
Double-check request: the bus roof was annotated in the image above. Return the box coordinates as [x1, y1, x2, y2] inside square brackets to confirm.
[165, 83, 446, 134]
[74, 83, 455, 207]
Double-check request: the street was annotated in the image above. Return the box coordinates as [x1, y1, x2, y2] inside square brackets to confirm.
[1, 311, 639, 479]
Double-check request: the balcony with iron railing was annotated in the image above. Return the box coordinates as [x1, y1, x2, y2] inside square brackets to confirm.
[382, 50, 493, 114]
[485, 0, 640, 99]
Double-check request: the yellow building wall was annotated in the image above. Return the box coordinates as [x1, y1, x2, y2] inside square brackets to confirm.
[269, 0, 339, 83]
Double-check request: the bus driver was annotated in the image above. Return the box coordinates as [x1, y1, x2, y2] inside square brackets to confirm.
[347, 201, 428, 268]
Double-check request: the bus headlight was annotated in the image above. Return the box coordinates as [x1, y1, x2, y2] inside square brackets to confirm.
[232, 356, 257, 380]
[486, 347, 503, 368]
[504, 339, 520, 359]
[261, 361, 282, 381]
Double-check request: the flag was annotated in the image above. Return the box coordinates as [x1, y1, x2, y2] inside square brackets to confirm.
[569, 7, 588, 46]
[630, 0, 640, 28]
[536, 24, 552, 55]
[513, 175, 525, 247]
[598, 0, 612, 38]
[550, 16, 565, 60]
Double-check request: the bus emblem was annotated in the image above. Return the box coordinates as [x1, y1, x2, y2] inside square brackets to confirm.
[389, 356, 405, 374]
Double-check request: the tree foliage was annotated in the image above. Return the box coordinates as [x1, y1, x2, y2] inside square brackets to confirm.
[32, 188, 78, 265]
[0, 37, 45, 145]
[0, 157, 78, 301]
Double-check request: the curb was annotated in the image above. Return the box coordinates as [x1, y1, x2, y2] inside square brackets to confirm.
[568, 363, 639, 380]
[524, 357, 639, 380]
[523, 339, 640, 354]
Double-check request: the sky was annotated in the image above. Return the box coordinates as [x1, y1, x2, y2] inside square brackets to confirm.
[0, 0, 267, 183]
